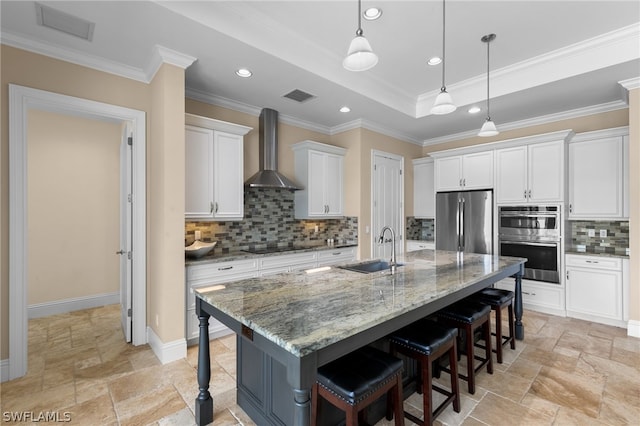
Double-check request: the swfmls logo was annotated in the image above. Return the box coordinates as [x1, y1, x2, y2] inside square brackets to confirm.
[2, 411, 72, 423]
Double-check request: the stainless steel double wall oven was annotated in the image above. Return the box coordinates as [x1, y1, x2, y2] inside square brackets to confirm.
[498, 206, 561, 284]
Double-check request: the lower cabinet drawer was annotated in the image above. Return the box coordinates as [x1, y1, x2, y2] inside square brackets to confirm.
[495, 278, 564, 312]
[317, 247, 357, 266]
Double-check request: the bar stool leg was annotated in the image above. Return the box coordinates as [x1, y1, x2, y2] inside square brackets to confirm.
[508, 303, 516, 350]
[465, 326, 475, 394]
[310, 383, 319, 426]
[484, 319, 493, 375]
[449, 339, 460, 413]
[422, 355, 434, 426]
[494, 306, 503, 363]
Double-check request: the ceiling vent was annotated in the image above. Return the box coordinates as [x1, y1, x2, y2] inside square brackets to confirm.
[35, 3, 95, 41]
[283, 89, 316, 103]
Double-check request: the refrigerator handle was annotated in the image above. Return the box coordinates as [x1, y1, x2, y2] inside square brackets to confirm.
[460, 198, 465, 251]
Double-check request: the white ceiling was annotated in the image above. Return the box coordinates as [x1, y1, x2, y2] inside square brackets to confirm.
[2, 1, 639, 145]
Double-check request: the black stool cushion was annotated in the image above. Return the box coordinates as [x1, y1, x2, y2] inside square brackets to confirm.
[389, 321, 458, 355]
[317, 345, 402, 405]
[438, 301, 491, 324]
[473, 288, 514, 305]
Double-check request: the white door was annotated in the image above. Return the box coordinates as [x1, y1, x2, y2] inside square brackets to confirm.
[372, 151, 404, 259]
[119, 126, 133, 343]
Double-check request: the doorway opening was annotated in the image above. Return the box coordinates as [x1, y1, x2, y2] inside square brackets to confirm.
[7, 84, 146, 381]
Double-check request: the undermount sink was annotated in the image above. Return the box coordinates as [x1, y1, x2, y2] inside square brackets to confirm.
[339, 259, 403, 274]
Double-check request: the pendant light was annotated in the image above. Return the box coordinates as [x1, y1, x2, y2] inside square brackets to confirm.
[431, 0, 456, 114]
[478, 33, 499, 137]
[343, 0, 378, 72]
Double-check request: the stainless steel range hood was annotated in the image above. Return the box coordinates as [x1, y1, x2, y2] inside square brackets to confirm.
[245, 108, 302, 190]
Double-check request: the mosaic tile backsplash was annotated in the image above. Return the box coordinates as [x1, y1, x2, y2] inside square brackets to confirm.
[568, 220, 629, 256]
[185, 188, 358, 253]
[406, 217, 434, 241]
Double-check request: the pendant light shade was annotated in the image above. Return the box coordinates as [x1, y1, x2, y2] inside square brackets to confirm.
[431, 0, 456, 115]
[344, 0, 378, 72]
[478, 33, 499, 137]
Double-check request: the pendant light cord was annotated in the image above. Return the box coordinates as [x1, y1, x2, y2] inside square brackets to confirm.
[441, 0, 446, 91]
[356, 0, 363, 36]
[485, 36, 491, 120]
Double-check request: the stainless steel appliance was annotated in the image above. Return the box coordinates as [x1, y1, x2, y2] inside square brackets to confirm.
[498, 206, 561, 283]
[436, 190, 493, 254]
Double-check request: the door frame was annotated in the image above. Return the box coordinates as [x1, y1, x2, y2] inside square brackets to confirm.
[370, 150, 405, 258]
[8, 84, 147, 380]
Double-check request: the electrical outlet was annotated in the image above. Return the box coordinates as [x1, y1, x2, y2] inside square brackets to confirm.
[195, 230, 201, 240]
[587, 229, 595, 237]
[599, 229, 607, 238]
[314, 225, 319, 234]
[577, 244, 586, 252]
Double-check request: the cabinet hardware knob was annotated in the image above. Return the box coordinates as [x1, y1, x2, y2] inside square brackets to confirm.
[116, 250, 125, 255]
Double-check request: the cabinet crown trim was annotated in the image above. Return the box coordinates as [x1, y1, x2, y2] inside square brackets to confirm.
[412, 157, 433, 165]
[185, 113, 252, 136]
[291, 140, 347, 155]
[428, 129, 574, 158]
[569, 126, 629, 143]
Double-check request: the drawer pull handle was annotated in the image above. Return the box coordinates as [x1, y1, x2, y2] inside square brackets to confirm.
[585, 260, 598, 264]
[332, 252, 342, 256]
[218, 266, 233, 271]
[522, 291, 536, 296]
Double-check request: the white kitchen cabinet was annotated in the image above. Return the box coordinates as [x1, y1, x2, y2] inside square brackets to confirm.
[565, 254, 625, 327]
[186, 258, 260, 344]
[292, 141, 347, 219]
[406, 240, 435, 252]
[435, 151, 493, 192]
[568, 127, 629, 219]
[413, 158, 435, 218]
[259, 251, 318, 277]
[495, 277, 565, 317]
[185, 114, 252, 221]
[496, 140, 565, 204]
[316, 246, 357, 266]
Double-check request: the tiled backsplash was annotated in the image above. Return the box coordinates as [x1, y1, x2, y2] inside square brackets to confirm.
[406, 217, 434, 241]
[568, 220, 629, 256]
[185, 188, 358, 253]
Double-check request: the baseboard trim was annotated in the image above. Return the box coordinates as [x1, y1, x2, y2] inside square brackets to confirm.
[628, 320, 640, 338]
[28, 292, 120, 319]
[1, 359, 9, 383]
[146, 327, 187, 365]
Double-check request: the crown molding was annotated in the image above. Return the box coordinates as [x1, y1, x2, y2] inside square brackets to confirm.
[417, 22, 640, 118]
[145, 45, 197, 81]
[1, 30, 149, 82]
[422, 100, 628, 146]
[619, 77, 640, 91]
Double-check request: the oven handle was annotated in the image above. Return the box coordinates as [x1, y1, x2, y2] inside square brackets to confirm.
[500, 240, 558, 247]
[499, 213, 558, 218]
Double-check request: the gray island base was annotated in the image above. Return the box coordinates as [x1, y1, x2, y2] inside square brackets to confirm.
[195, 249, 525, 426]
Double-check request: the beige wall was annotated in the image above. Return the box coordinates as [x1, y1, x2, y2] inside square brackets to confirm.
[27, 110, 121, 305]
[0, 45, 186, 360]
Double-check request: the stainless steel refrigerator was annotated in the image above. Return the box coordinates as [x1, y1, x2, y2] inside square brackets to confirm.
[436, 190, 493, 254]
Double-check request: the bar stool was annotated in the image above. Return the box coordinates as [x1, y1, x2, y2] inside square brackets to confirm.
[436, 301, 493, 394]
[471, 287, 516, 364]
[389, 320, 460, 426]
[311, 345, 404, 426]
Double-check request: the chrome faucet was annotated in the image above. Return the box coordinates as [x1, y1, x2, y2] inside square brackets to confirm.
[378, 226, 397, 274]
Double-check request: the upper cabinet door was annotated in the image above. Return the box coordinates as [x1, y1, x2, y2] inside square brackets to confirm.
[292, 140, 347, 219]
[568, 128, 628, 219]
[496, 146, 528, 204]
[184, 114, 252, 221]
[185, 126, 215, 219]
[462, 151, 494, 189]
[212, 131, 244, 219]
[528, 140, 564, 203]
[435, 156, 463, 191]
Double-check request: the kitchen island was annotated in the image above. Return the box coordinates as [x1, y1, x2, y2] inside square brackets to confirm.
[194, 249, 525, 426]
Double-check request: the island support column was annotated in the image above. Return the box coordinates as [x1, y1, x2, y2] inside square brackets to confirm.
[293, 389, 311, 426]
[514, 264, 525, 340]
[195, 298, 213, 426]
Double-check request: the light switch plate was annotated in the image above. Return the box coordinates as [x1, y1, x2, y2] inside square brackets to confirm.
[626, 248, 630, 256]
[577, 244, 586, 252]
[587, 229, 595, 237]
[195, 230, 201, 240]
[599, 229, 607, 238]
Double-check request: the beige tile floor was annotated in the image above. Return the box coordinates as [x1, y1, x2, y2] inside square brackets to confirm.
[1, 304, 638, 425]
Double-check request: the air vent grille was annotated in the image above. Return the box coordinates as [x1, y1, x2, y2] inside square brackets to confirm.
[35, 2, 95, 41]
[283, 89, 316, 103]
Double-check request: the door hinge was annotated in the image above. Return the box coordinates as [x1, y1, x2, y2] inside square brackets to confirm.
[374, 164, 377, 171]
[127, 136, 133, 146]
[127, 308, 132, 317]
[128, 194, 132, 203]
[399, 169, 402, 175]
[127, 251, 132, 260]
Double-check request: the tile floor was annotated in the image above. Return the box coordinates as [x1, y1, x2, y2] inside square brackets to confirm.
[1, 304, 638, 425]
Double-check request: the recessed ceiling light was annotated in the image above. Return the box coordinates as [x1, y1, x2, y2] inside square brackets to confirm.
[363, 7, 382, 20]
[340, 106, 351, 113]
[427, 56, 442, 66]
[235, 68, 252, 78]
[468, 106, 482, 114]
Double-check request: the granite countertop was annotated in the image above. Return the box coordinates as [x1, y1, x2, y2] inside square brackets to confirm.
[195, 250, 525, 357]
[185, 242, 358, 265]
